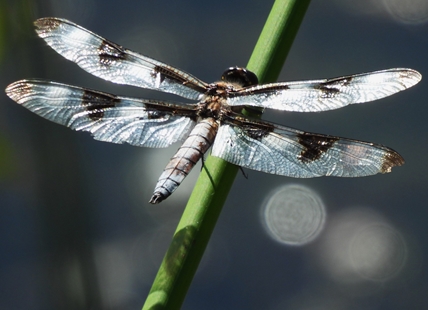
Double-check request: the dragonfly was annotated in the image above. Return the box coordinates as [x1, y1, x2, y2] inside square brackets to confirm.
[5, 18, 421, 204]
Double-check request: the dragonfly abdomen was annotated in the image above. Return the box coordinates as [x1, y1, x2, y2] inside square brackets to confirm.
[149, 118, 219, 204]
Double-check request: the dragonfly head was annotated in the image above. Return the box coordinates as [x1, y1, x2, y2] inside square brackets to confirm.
[221, 67, 258, 87]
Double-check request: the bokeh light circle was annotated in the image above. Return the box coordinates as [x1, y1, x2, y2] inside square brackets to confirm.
[261, 184, 326, 245]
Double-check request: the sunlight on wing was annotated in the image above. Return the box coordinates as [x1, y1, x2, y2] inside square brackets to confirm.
[212, 121, 404, 177]
[34, 17, 208, 100]
[227, 68, 421, 112]
[6, 80, 197, 148]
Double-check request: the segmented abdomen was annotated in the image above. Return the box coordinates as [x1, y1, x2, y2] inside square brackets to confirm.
[149, 117, 219, 204]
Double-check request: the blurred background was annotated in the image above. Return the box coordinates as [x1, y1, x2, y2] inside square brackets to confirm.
[1, 0, 427, 309]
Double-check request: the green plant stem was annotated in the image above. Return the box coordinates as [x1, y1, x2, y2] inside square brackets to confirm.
[142, 1, 311, 309]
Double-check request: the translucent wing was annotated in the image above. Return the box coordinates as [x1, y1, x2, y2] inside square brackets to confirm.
[227, 68, 421, 112]
[212, 116, 404, 177]
[34, 17, 208, 100]
[6, 80, 197, 148]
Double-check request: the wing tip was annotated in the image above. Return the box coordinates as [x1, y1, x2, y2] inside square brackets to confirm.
[34, 17, 64, 36]
[5, 80, 31, 104]
[380, 151, 405, 174]
[399, 68, 422, 88]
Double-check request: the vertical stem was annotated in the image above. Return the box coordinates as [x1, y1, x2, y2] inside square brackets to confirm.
[142, 0, 311, 309]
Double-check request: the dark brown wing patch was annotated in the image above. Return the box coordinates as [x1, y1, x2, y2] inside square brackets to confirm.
[314, 77, 354, 98]
[82, 90, 119, 120]
[297, 133, 339, 162]
[98, 40, 127, 66]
